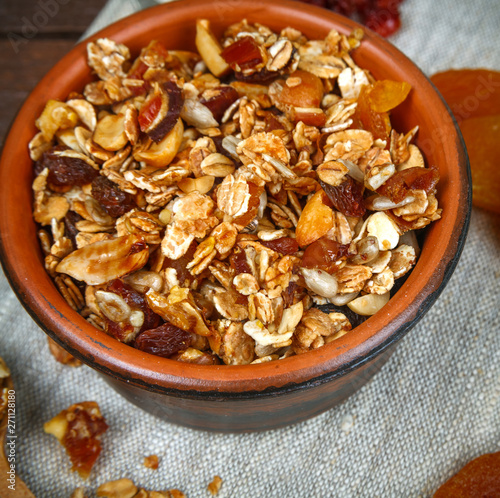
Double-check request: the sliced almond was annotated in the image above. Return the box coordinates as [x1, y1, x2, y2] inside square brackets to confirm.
[195, 19, 230, 78]
[347, 292, 390, 316]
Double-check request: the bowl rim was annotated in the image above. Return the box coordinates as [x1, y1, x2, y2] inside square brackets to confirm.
[0, 0, 471, 397]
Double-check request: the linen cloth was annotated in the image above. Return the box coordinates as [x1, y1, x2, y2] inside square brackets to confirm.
[1, 0, 500, 496]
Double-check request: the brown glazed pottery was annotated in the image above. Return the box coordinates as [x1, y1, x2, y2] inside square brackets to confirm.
[0, 0, 470, 432]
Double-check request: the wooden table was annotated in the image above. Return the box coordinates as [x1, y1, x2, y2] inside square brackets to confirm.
[0, 0, 108, 150]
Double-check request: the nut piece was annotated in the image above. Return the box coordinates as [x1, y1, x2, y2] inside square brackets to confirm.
[47, 337, 81, 367]
[97, 478, 138, 498]
[195, 19, 230, 77]
[93, 114, 128, 151]
[143, 454, 160, 470]
[56, 234, 149, 285]
[347, 291, 390, 316]
[134, 118, 184, 168]
[366, 212, 400, 251]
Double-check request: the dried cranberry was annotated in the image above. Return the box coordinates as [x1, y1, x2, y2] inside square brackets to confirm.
[39, 146, 98, 187]
[295, 0, 404, 37]
[107, 279, 162, 333]
[261, 237, 299, 255]
[320, 178, 366, 217]
[134, 322, 192, 358]
[301, 237, 350, 273]
[91, 176, 135, 218]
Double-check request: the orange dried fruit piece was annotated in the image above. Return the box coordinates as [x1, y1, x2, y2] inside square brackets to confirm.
[44, 401, 108, 479]
[431, 69, 500, 122]
[434, 451, 500, 497]
[279, 70, 324, 109]
[459, 114, 500, 213]
[351, 85, 392, 141]
[368, 80, 411, 113]
[431, 69, 500, 213]
[295, 189, 334, 247]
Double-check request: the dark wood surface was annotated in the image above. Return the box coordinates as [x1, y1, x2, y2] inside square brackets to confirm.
[0, 0, 108, 150]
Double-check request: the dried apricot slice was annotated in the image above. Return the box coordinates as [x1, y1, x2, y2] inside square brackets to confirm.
[434, 451, 500, 497]
[431, 69, 500, 213]
[295, 189, 334, 247]
[351, 85, 392, 141]
[44, 401, 108, 478]
[368, 80, 411, 113]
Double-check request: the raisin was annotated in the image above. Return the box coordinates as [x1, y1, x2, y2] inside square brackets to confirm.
[282, 280, 306, 308]
[107, 279, 162, 333]
[91, 176, 135, 218]
[162, 240, 198, 286]
[234, 68, 277, 84]
[301, 237, 350, 273]
[134, 322, 192, 358]
[64, 211, 83, 247]
[321, 178, 366, 217]
[230, 248, 251, 275]
[39, 146, 98, 187]
[261, 237, 299, 255]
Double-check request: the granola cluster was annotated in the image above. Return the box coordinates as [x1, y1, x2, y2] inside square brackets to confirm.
[30, 19, 441, 365]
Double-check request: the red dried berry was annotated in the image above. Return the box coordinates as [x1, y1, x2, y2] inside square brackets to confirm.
[320, 177, 366, 217]
[134, 322, 192, 358]
[91, 176, 136, 218]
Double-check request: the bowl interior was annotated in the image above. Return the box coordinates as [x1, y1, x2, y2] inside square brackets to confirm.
[0, 0, 470, 394]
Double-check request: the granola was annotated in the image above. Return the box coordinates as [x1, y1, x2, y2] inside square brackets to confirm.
[30, 20, 441, 364]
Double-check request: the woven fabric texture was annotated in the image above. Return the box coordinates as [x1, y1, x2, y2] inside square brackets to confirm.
[1, 0, 499, 496]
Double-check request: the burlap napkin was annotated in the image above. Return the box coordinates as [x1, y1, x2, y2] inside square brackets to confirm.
[1, 0, 499, 496]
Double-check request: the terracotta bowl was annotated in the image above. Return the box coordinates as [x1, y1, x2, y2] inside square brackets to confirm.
[0, 0, 470, 432]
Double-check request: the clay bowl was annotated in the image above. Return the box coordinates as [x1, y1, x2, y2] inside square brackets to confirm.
[0, 0, 470, 432]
